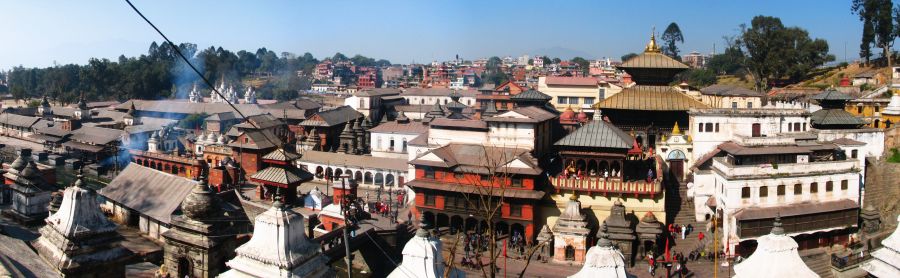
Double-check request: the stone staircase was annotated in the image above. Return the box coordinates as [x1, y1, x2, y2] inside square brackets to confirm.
[666, 181, 711, 255]
[799, 248, 834, 278]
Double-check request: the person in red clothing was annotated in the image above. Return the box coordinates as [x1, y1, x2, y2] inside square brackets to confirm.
[698, 231, 705, 242]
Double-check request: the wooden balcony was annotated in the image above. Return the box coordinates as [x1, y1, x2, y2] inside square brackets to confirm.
[550, 176, 662, 197]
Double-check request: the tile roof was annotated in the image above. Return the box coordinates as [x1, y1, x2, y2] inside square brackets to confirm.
[400, 88, 477, 97]
[718, 142, 812, 156]
[484, 106, 557, 123]
[510, 89, 552, 101]
[0, 113, 40, 128]
[233, 114, 283, 129]
[248, 166, 313, 185]
[228, 129, 282, 150]
[69, 126, 122, 145]
[733, 199, 858, 221]
[594, 85, 708, 111]
[810, 109, 866, 126]
[700, 84, 764, 97]
[811, 90, 855, 101]
[299, 106, 362, 127]
[368, 120, 429, 134]
[299, 150, 409, 171]
[262, 148, 301, 161]
[354, 88, 402, 97]
[116, 100, 268, 116]
[100, 163, 198, 224]
[409, 144, 541, 175]
[544, 76, 599, 86]
[619, 52, 689, 69]
[429, 118, 488, 130]
[829, 138, 866, 146]
[555, 120, 633, 149]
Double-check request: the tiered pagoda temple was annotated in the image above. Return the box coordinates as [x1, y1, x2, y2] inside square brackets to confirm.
[247, 148, 313, 203]
[594, 30, 707, 147]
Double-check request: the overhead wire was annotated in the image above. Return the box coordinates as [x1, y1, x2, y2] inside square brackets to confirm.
[123, 0, 284, 154]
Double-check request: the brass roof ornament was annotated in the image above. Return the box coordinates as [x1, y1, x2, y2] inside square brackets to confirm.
[644, 26, 661, 53]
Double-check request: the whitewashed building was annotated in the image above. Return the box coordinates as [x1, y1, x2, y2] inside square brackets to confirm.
[368, 113, 428, 159]
[298, 150, 408, 189]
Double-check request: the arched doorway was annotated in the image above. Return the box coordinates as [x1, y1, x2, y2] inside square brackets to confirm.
[565, 245, 576, 261]
[315, 166, 324, 178]
[667, 149, 687, 181]
[437, 213, 449, 233]
[423, 211, 435, 226]
[335, 169, 343, 179]
[450, 215, 464, 234]
[177, 257, 192, 278]
[354, 171, 363, 182]
[374, 173, 384, 185]
[364, 172, 373, 184]
[465, 218, 478, 233]
[496, 221, 510, 236]
[386, 174, 395, 186]
[511, 223, 526, 242]
[325, 168, 333, 180]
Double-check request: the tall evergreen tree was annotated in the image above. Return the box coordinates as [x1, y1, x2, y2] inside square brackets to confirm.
[661, 23, 684, 59]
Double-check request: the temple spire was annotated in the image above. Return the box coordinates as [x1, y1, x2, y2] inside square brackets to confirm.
[644, 26, 661, 53]
[672, 121, 681, 135]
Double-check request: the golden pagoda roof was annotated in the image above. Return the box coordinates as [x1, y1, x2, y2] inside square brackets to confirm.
[620, 29, 689, 70]
[594, 85, 709, 111]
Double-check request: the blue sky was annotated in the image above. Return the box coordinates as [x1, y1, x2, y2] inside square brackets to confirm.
[0, 1, 871, 69]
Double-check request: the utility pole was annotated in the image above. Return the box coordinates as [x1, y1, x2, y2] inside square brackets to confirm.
[714, 209, 718, 278]
[340, 174, 353, 278]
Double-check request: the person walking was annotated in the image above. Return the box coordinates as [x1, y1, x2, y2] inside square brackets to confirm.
[681, 225, 686, 239]
[698, 231, 705, 242]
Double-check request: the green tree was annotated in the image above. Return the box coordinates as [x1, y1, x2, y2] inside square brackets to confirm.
[676, 68, 717, 87]
[621, 53, 639, 62]
[740, 15, 834, 92]
[707, 45, 745, 75]
[661, 22, 684, 59]
[853, 0, 894, 64]
[541, 56, 552, 65]
[570, 57, 590, 76]
[178, 113, 208, 130]
[551, 57, 562, 64]
[331, 52, 348, 61]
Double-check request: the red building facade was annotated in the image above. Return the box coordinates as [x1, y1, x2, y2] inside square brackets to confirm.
[130, 150, 205, 179]
[407, 144, 545, 243]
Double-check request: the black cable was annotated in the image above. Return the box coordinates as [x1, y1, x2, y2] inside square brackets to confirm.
[123, 0, 283, 151]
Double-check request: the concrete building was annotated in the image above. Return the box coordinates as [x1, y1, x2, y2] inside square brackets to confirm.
[699, 84, 765, 109]
[538, 76, 622, 113]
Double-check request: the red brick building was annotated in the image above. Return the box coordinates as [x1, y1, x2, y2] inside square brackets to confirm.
[407, 144, 545, 243]
[247, 148, 312, 204]
[130, 149, 205, 179]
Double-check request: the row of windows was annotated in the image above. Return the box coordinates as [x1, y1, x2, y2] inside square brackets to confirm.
[856, 106, 880, 114]
[423, 194, 523, 217]
[786, 122, 807, 132]
[557, 97, 595, 105]
[698, 122, 720, 133]
[740, 180, 849, 199]
[425, 168, 523, 187]
[732, 102, 753, 108]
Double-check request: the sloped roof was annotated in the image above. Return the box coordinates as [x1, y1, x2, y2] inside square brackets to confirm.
[718, 142, 812, 156]
[484, 106, 557, 123]
[510, 89, 552, 101]
[228, 129, 282, 150]
[248, 166, 313, 185]
[555, 120, 633, 149]
[811, 90, 854, 101]
[619, 51, 689, 69]
[233, 114, 283, 129]
[544, 76, 599, 86]
[355, 88, 402, 97]
[401, 88, 477, 97]
[429, 118, 488, 130]
[116, 100, 268, 116]
[368, 120, 429, 135]
[262, 148, 301, 161]
[299, 150, 409, 171]
[409, 143, 541, 175]
[69, 126, 122, 145]
[594, 85, 708, 111]
[700, 84, 764, 97]
[100, 163, 197, 224]
[299, 106, 362, 127]
[810, 109, 866, 126]
[829, 138, 866, 146]
[0, 113, 40, 128]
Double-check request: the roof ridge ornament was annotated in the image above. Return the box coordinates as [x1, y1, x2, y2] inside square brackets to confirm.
[644, 26, 661, 53]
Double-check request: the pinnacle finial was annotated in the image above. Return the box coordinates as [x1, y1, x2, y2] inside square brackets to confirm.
[771, 213, 785, 235]
[645, 26, 661, 53]
[597, 221, 612, 247]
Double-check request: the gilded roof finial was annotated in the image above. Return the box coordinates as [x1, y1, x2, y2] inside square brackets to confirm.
[672, 121, 681, 135]
[645, 26, 661, 53]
